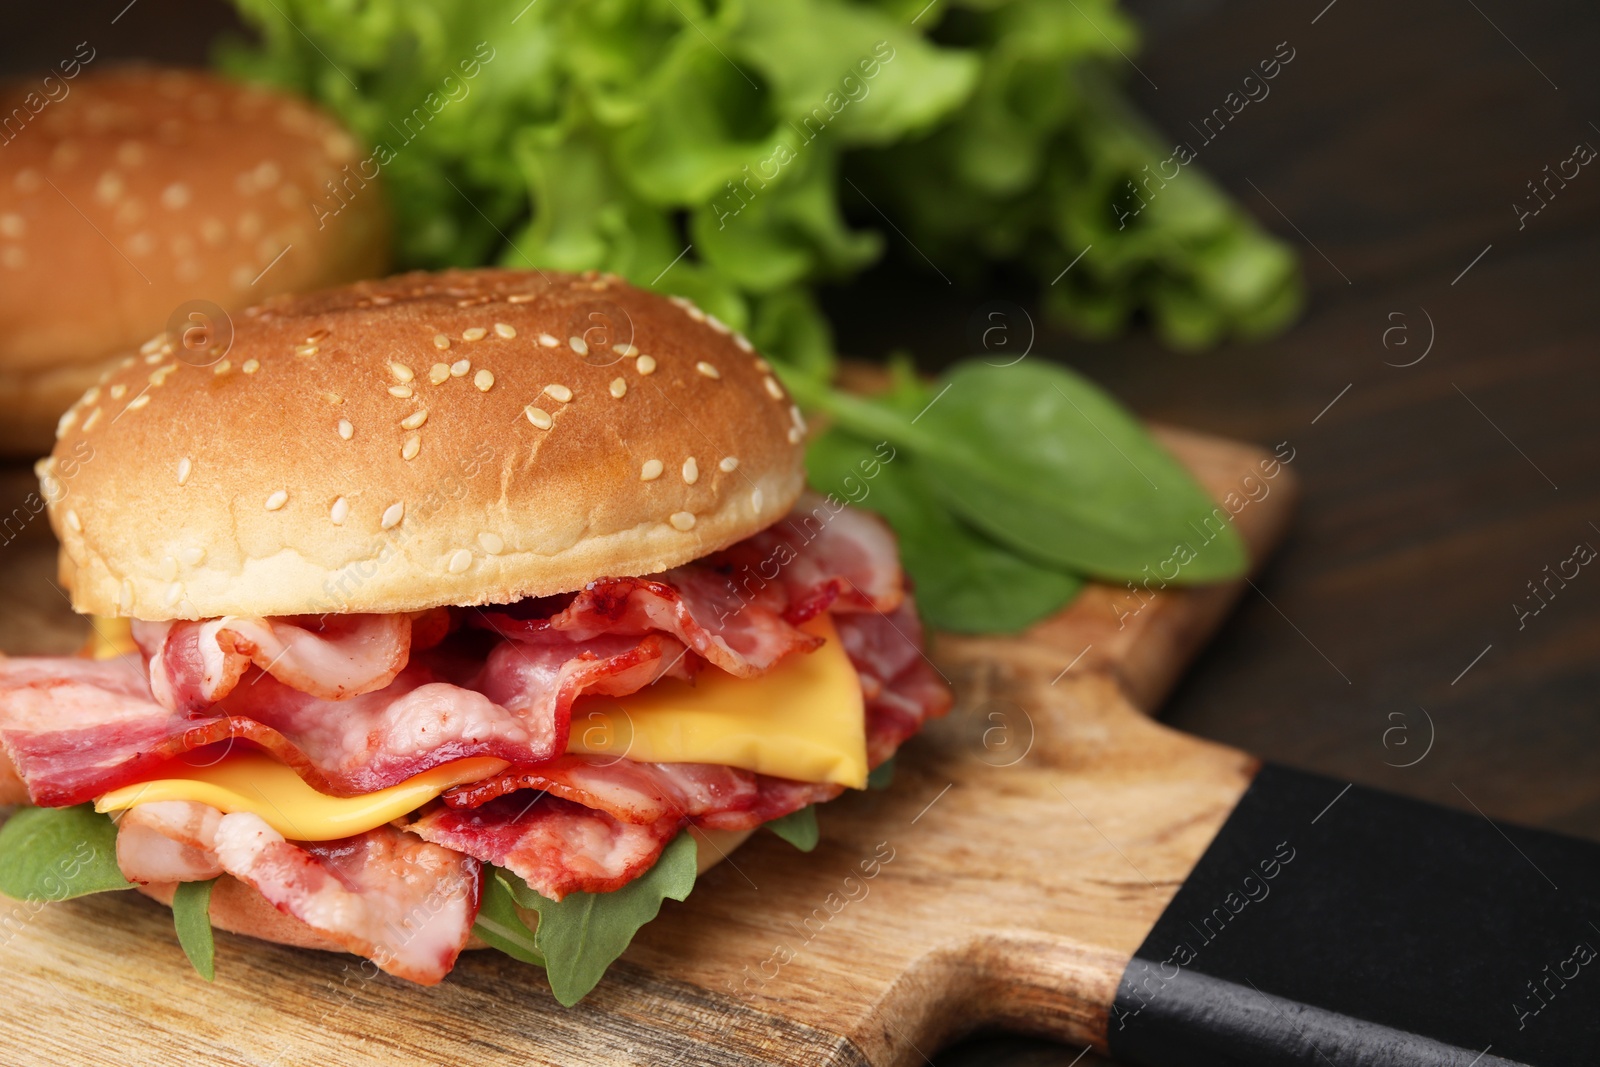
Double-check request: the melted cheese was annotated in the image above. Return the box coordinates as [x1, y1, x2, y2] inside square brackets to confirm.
[566, 613, 868, 788]
[88, 616, 135, 659]
[95, 756, 508, 841]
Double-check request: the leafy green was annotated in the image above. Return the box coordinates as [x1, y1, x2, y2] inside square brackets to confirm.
[173, 879, 218, 981]
[218, 0, 1299, 368]
[0, 805, 134, 901]
[867, 759, 897, 791]
[475, 869, 547, 967]
[504, 833, 698, 1006]
[795, 359, 1245, 623]
[765, 806, 820, 852]
[807, 425, 1084, 633]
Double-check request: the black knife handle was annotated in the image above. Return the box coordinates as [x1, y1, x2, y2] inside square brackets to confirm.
[1106, 765, 1600, 1067]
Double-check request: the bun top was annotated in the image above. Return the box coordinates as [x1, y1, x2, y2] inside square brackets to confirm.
[0, 66, 388, 378]
[41, 269, 808, 620]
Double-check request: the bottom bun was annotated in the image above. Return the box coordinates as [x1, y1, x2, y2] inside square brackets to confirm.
[135, 825, 755, 956]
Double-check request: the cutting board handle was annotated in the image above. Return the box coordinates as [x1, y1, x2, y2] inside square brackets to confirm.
[1105, 766, 1600, 1067]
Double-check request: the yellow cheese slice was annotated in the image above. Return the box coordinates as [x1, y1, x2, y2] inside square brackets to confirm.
[88, 616, 135, 659]
[95, 755, 508, 841]
[566, 613, 868, 788]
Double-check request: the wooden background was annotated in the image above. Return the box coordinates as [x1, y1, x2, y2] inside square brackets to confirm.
[3, 1, 1599, 1064]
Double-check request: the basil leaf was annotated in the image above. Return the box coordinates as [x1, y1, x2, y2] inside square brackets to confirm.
[474, 869, 546, 967]
[914, 361, 1248, 582]
[765, 806, 819, 852]
[506, 833, 698, 1006]
[0, 805, 134, 901]
[867, 759, 896, 791]
[806, 426, 1084, 633]
[172, 879, 217, 981]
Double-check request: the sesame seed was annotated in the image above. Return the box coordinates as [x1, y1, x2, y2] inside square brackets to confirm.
[609, 378, 627, 398]
[165, 582, 182, 606]
[177, 456, 192, 484]
[545, 383, 572, 403]
[447, 549, 473, 574]
[402, 434, 421, 460]
[755, 358, 772, 373]
[65, 509, 82, 533]
[213, 360, 232, 375]
[139, 336, 163, 356]
[788, 427, 803, 444]
[388, 384, 414, 399]
[144, 352, 165, 366]
[390, 362, 414, 382]
[752, 489, 764, 512]
[569, 336, 589, 356]
[462, 327, 487, 342]
[127, 394, 150, 411]
[450, 359, 471, 377]
[381, 502, 405, 530]
[81, 408, 102, 432]
[706, 314, 730, 334]
[265, 490, 288, 511]
[109, 384, 128, 400]
[433, 334, 451, 350]
[790, 405, 807, 432]
[733, 333, 754, 353]
[640, 459, 664, 481]
[294, 343, 318, 357]
[337, 419, 353, 440]
[120, 579, 133, 611]
[686, 305, 707, 323]
[719, 456, 739, 472]
[669, 512, 696, 531]
[636, 355, 657, 375]
[243, 359, 260, 374]
[682, 457, 699, 485]
[695, 361, 720, 379]
[474, 369, 495, 392]
[400, 409, 429, 430]
[56, 409, 76, 438]
[181, 546, 206, 566]
[613, 343, 638, 358]
[479, 532, 505, 555]
[159, 556, 178, 581]
[524, 406, 552, 430]
[429, 363, 450, 384]
[494, 322, 516, 338]
[538, 333, 559, 348]
[82, 387, 100, 405]
[330, 497, 349, 525]
[508, 293, 537, 304]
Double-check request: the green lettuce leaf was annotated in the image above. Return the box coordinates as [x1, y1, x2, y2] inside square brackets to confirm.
[504, 832, 698, 1006]
[0, 805, 134, 901]
[867, 759, 896, 790]
[172, 878, 218, 981]
[474, 870, 547, 967]
[765, 806, 820, 852]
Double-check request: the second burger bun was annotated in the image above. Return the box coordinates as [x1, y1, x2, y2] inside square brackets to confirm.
[43, 269, 807, 620]
[0, 67, 390, 454]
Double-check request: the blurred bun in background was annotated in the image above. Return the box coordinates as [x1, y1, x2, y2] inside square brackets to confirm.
[0, 66, 390, 455]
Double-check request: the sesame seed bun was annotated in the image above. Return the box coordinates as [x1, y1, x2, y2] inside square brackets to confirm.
[41, 269, 807, 620]
[0, 66, 390, 455]
[131, 827, 754, 960]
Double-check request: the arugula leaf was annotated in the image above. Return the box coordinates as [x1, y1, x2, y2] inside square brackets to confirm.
[867, 759, 896, 791]
[0, 805, 134, 901]
[474, 870, 547, 967]
[765, 807, 819, 852]
[806, 426, 1084, 633]
[172, 879, 218, 981]
[506, 833, 698, 1006]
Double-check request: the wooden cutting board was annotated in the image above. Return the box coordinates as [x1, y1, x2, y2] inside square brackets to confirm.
[0, 424, 1294, 1067]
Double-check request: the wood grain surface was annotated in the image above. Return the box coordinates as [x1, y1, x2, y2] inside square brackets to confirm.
[0, 426, 1291, 1066]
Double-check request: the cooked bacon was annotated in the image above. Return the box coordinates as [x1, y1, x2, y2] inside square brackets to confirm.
[835, 603, 953, 766]
[134, 614, 410, 712]
[403, 794, 678, 901]
[115, 801, 224, 883]
[209, 813, 479, 984]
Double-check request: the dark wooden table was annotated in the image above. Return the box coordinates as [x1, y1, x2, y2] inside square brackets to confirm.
[4, 2, 1598, 1064]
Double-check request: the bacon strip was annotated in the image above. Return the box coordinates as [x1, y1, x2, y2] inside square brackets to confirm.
[402, 794, 678, 901]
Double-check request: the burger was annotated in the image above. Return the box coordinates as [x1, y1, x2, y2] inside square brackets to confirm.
[0, 269, 950, 1002]
[0, 66, 389, 454]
